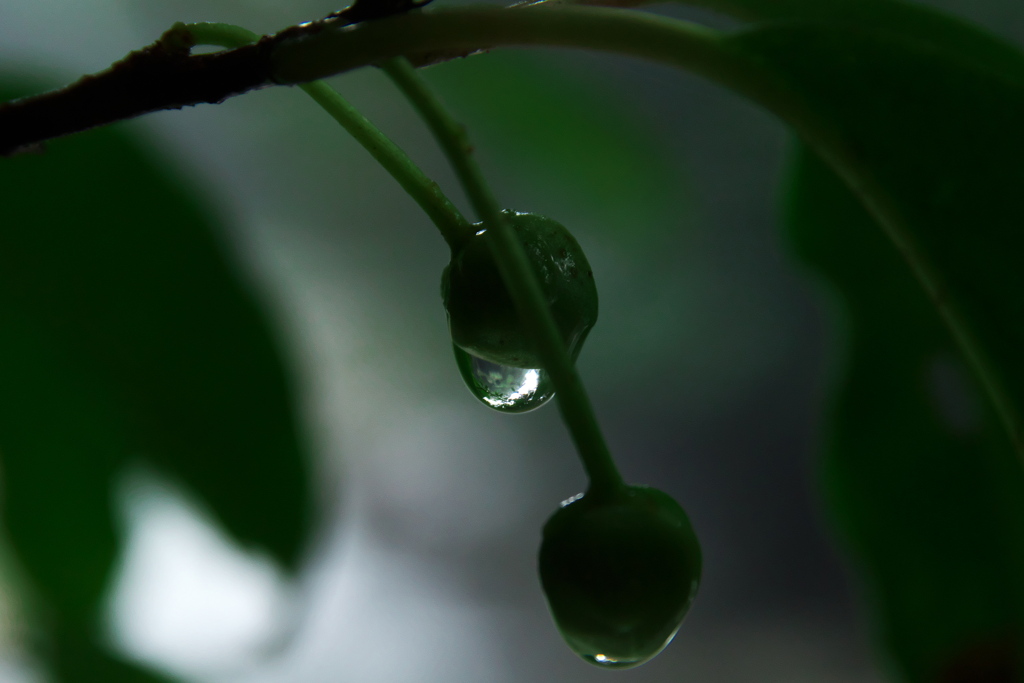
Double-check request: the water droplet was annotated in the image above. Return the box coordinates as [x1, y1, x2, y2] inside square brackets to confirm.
[452, 345, 554, 413]
[560, 493, 584, 508]
[584, 653, 645, 669]
[575, 627, 680, 669]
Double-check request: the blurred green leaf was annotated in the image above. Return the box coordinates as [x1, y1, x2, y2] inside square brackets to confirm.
[689, 0, 1024, 72]
[425, 51, 689, 241]
[786, 144, 1024, 682]
[691, 0, 1024, 678]
[52, 622, 177, 683]
[0, 79, 310, 572]
[705, 0, 1024, 469]
[0, 74, 312, 675]
[0, 300, 126, 624]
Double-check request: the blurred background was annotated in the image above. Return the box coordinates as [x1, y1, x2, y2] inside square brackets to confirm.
[2, 0, 1022, 681]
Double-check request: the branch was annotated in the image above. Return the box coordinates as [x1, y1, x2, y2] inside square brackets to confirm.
[0, 4, 749, 157]
[0, 2, 438, 156]
[0, 24, 273, 156]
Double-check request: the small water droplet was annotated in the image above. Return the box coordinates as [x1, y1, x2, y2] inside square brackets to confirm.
[452, 345, 554, 413]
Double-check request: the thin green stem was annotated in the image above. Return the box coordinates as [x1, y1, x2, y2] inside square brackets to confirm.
[381, 57, 625, 496]
[185, 21, 260, 49]
[296, 82, 470, 248]
[379, 60, 482, 222]
[266, 5, 1024, 460]
[191, 9, 1024, 464]
[185, 22, 472, 249]
[269, 7, 767, 106]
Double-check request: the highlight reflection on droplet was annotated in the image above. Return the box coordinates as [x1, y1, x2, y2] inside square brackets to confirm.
[586, 653, 644, 669]
[452, 345, 554, 413]
[539, 488, 701, 669]
[576, 627, 681, 669]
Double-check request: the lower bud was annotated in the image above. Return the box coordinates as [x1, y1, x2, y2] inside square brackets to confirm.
[538, 485, 701, 668]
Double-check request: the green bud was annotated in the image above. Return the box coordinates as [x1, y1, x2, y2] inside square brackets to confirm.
[442, 211, 598, 369]
[538, 485, 702, 668]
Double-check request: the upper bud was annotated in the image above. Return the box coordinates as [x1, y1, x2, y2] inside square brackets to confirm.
[442, 210, 598, 369]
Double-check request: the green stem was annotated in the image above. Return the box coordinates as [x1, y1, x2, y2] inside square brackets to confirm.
[192, 9, 1024, 463]
[185, 21, 259, 49]
[381, 57, 625, 496]
[185, 22, 472, 249]
[269, 7, 766, 105]
[297, 82, 470, 248]
[266, 5, 1024, 460]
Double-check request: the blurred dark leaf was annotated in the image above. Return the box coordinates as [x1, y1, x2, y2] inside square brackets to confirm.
[51, 623, 178, 683]
[703, 0, 1024, 678]
[425, 51, 688, 242]
[0, 73, 311, 628]
[786, 144, 1024, 682]
[0, 300, 126, 624]
[708, 0, 1024, 467]
[691, 0, 1024, 74]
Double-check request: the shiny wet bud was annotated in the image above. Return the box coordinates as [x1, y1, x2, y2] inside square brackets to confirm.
[442, 211, 597, 412]
[538, 485, 701, 668]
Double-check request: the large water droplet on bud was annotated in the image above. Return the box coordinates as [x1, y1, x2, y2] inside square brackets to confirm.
[452, 345, 554, 413]
[441, 211, 597, 413]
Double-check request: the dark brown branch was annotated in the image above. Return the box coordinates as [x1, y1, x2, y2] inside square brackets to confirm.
[0, 0, 644, 156]
[0, 0, 435, 157]
[0, 27, 277, 156]
[0, 0, 640, 156]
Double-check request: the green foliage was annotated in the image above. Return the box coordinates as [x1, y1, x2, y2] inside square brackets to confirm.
[51, 623, 178, 683]
[713, 0, 1024, 460]
[787, 145, 1024, 682]
[695, 2, 1024, 677]
[0, 78, 312, 680]
[0, 300, 126, 624]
